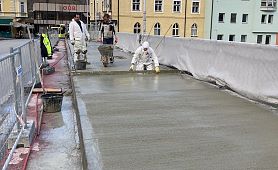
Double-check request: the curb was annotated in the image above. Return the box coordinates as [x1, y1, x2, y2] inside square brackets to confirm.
[72, 69, 180, 76]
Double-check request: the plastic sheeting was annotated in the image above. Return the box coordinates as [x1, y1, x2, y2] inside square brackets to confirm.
[116, 33, 278, 104]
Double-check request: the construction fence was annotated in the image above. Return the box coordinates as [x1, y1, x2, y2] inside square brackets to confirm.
[0, 32, 60, 169]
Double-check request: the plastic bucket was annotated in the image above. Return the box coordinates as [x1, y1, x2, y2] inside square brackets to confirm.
[41, 93, 63, 113]
[43, 66, 55, 75]
[76, 60, 86, 70]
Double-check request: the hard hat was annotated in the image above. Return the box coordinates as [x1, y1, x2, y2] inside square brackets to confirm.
[142, 41, 149, 49]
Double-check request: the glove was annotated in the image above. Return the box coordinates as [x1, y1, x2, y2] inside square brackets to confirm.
[155, 66, 160, 73]
[97, 38, 102, 42]
[115, 37, 118, 44]
[71, 41, 75, 45]
[129, 64, 135, 71]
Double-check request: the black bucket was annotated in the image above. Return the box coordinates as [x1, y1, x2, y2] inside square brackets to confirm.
[75, 60, 86, 70]
[41, 93, 63, 113]
[43, 66, 55, 75]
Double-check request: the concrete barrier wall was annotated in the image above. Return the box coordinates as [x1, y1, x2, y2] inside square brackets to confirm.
[116, 33, 278, 104]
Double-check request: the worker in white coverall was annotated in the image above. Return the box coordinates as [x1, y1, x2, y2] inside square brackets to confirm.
[69, 14, 90, 63]
[130, 41, 160, 73]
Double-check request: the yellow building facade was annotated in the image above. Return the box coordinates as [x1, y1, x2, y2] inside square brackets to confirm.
[0, 0, 28, 38]
[91, 0, 205, 38]
[0, 0, 28, 18]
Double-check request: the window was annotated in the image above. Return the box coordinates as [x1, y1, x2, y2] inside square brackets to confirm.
[242, 14, 248, 23]
[132, 0, 140, 11]
[218, 13, 225, 23]
[36, 12, 42, 20]
[154, 23, 161, 35]
[230, 13, 237, 23]
[192, 0, 200, 13]
[268, 15, 273, 23]
[257, 35, 263, 43]
[173, 0, 181, 12]
[229, 35, 235, 41]
[261, 14, 267, 23]
[261, 0, 277, 8]
[48, 12, 55, 20]
[20, 2, 25, 13]
[102, 0, 112, 12]
[191, 23, 198, 37]
[134, 22, 141, 34]
[217, 34, 223, 40]
[155, 0, 163, 12]
[241, 35, 247, 42]
[172, 23, 179, 37]
[265, 35, 271, 44]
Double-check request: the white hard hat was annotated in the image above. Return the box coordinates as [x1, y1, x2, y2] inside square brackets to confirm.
[142, 41, 149, 49]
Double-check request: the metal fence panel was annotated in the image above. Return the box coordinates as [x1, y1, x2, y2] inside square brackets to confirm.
[0, 38, 43, 167]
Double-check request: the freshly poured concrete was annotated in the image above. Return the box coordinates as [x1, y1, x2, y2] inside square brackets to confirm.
[74, 72, 278, 170]
[68, 41, 176, 74]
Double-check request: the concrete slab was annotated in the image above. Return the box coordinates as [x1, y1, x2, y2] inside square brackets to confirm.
[26, 41, 82, 170]
[74, 72, 278, 170]
[27, 96, 81, 170]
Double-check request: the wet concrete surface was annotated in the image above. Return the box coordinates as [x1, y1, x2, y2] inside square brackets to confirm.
[27, 96, 80, 170]
[73, 43, 278, 169]
[27, 97, 81, 170]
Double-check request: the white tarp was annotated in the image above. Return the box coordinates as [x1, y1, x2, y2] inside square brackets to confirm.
[116, 33, 278, 104]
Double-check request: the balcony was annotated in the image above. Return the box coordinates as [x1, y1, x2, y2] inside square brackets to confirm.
[261, 1, 277, 11]
[260, 6, 277, 11]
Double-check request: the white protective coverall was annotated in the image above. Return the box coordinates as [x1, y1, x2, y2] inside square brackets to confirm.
[131, 42, 159, 71]
[69, 19, 90, 62]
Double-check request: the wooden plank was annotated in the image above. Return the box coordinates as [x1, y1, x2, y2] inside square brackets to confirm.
[32, 88, 62, 93]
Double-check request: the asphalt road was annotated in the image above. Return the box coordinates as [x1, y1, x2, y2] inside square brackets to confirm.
[0, 39, 30, 59]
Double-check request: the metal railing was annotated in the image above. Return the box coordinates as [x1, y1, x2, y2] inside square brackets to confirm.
[88, 23, 100, 41]
[48, 29, 59, 48]
[0, 38, 42, 169]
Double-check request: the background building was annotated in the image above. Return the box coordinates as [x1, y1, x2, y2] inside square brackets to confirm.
[91, 0, 205, 38]
[205, 0, 278, 45]
[29, 0, 88, 33]
[0, 0, 28, 38]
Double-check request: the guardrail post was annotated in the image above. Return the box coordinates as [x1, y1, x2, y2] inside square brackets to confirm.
[29, 42, 35, 81]
[10, 47, 20, 131]
[18, 48, 27, 127]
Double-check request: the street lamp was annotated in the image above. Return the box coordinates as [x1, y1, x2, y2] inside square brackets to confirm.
[143, 0, 146, 34]
[86, 0, 89, 29]
[94, 0, 98, 32]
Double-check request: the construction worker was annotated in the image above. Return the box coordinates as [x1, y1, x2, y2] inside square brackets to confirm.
[99, 14, 118, 63]
[40, 31, 52, 62]
[129, 41, 160, 73]
[69, 14, 90, 63]
[58, 24, 66, 39]
[99, 13, 118, 45]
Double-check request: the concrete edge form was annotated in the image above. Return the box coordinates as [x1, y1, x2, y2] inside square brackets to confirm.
[65, 40, 88, 170]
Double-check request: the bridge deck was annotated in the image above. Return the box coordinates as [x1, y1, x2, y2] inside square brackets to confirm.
[74, 42, 278, 170]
